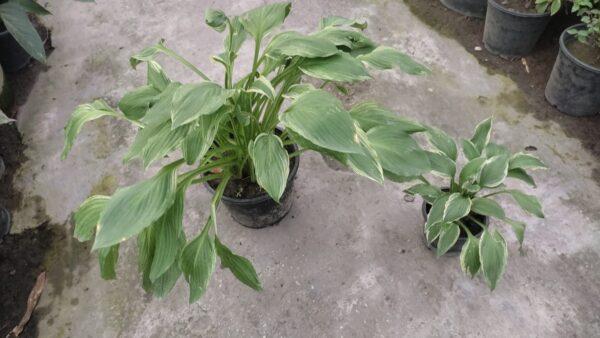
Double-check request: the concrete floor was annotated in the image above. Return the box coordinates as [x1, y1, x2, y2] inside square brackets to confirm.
[8, 0, 600, 336]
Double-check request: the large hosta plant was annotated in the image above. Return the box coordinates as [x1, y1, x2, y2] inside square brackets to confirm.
[63, 2, 431, 302]
[405, 118, 546, 290]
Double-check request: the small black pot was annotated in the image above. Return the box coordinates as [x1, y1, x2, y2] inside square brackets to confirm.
[483, 0, 551, 57]
[0, 28, 32, 72]
[205, 143, 300, 229]
[421, 199, 488, 255]
[545, 24, 600, 117]
[440, 0, 487, 18]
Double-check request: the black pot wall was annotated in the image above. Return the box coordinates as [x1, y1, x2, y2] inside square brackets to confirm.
[545, 24, 600, 117]
[0, 29, 32, 72]
[440, 0, 487, 18]
[483, 0, 551, 57]
[205, 143, 300, 229]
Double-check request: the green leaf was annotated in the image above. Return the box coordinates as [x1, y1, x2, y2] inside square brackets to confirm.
[506, 190, 544, 218]
[319, 16, 367, 30]
[479, 155, 509, 188]
[443, 193, 471, 223]
[62, 100, 120, 159]
[281, 89, 362, 154]
[550, 0, 561, 15]
[248, 75, 276, 101]
[249, 133, 290, 202]
[312, 27, 374, 50]
[426, 194, 451, 229]
[182, 107, 228, 165]
[357, 46, 430, 75]
[471, 197, 505, 219]
[485, 142, 509, 158]
[224, 16, 247, 53]
[98, 244, 119, 280]
[138, 226, 156, 292]
[404, 183, 442, 202]
[436, 222, 460, 257]
[147, 61, 170, 91]
[460, 235, 480, 278]
[180, 219, 216, 303]
[171, 82, 232, 128]
[140, 82, 181, 127]
[118, 85, 160, 120]
[461, 139, 480, 160]
[299, 53, 371, 82]
[367, 125, 431, 177]
[215, 236, 262, 291]
[426, 223, 442, 244]
[427, 151, 456, 178]
[509, 152, 547, 171]
[345, 125, 384, 184]
[503, 218, 526, 246]
[16, 0, 51, 15]
[0, 111, 15, 125]
[470, 117, 493, 153]
[73, 195, 109, 242]
[130, 44, 161, 68]
[427, 127, 457, 161]
[267, 31, 338, 58]
[141, 121, 191, 168]
[349, 101, 425, 132]
[239, 2, 291, 40]
[93, 162, 180, 250]
[479, 230, 508, 290]
[283, 83, 315, 100]
[151, 261, 182, 298]
[507, 168, 536, 187]
[0, 2, 45, 62]
[205, 8, 227, 32]
[459, 157, 486, 186]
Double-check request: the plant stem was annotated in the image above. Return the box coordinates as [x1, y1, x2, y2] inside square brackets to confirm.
[190, 173, 223, 185]
[456, 220, 473, 237]
[481, 189, 509, 198]
[209, 171, 232, 235]
[466, 215, 488, 230]
[157, 45, 211, 81]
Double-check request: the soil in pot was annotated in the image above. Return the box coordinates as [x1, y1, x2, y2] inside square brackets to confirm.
[567, 40, 600, 68]
[497, 0, 538, 13]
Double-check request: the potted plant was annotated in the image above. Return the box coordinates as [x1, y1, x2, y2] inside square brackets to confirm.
[483, 0, 562, 57]
[545, 0, 600, 116]
[440, 0, 488, 18]
[404, 117, 546, 290]
[62, 2, 432, 302]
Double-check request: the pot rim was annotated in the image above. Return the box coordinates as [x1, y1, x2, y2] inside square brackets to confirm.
[559, 23, 600, 74]
[487, 0, 550, 18]
[204, 141, 300, 204]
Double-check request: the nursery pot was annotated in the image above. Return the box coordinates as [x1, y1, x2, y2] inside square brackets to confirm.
[421, 197, 488, 255]
[0, 205, 10, 241]
[483, 0, 551, 57]
[545, 24, 600, 117]
[440, 0, 487, 18]
[205, 143, 300, 229]
[0, 27, 32, 72]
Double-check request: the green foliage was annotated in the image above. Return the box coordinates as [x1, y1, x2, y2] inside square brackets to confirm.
[63, 2, 431, 302]
[568, 0, 600, 48]
[535, 0, 563, 15]
[405, 117, 547, 290]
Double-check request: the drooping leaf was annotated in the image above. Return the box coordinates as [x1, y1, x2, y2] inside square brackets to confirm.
[249, 133, 290, 202]
[349, 101, 425, 132]
[509, 152, 547, 171]
[171, 82, 232, 128]
[205, 8, 228, 32]
[427, 127, 457, 161]
[319, 15, 367, 30]
[357, 46, 430, 75]
[425, 194, 451, 229]
[62, 100, 120, 159]
[180, 219, 216, 303]
[479, 229, 508, 290]
[312, 27, 374, 50]
[138, 226, 156, 291]
[367, 125, 431, 177]
[182, 107, 228, 165]
[459, 157, 486, 186]
[224, 16, 247, 53]
[141, 121, 191, 168]
[479, 155, 509, 188]
[507, 168, 536, 187]
[427, 151, 456, 178]
[0, 2, 45, 62]
[118, 85, 160, 120]
[266, 31, 338, 58]
[345, 124, 384, 183]
[503, 218, 526, 246]
[470, 197, 505, 219]
[17, 0, 51, 15]
[461, 139, 480, 160]
[436, 222, 460, 257]
[248, 75, 276, 101]
[147, 60, 170, 91]
[73, 195, 110, 242]
[239, 2, 291, 40]
[98, 244, 119, 280]
[485, 142, 510, 158]
[443, 193, 471, 223]
[299, 53, 371, 82]
[460, 235, 480, 278]
[506, 190, 544, 218]
[470, 117, 493, 153]
[215, 236, 262, 291]
[281, 89, 362, 154]
[93, 162, 180, 250]
[140, 82, 181, 127]
[283, 83, 315, 100]
[151, 261, 182, 298]
[404, 183, 442, 203]
[426, 223, 442, 244]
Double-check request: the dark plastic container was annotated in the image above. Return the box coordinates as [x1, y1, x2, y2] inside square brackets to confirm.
[421, 199, 488, 255]
[0, 64, 13, 112]
[0, 206, 11, 242]
[545, 24, 600, 117]
[440, 0, 487, 18]
[483, 0, 551, 57]
[205, 143, 300, 229]
[0, 29, 32, 72]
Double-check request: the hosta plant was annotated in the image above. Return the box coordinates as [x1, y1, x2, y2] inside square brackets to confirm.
[62, 2, 432, 302]
[569, 0, 600, 49]
[534, 0, 563, 15]
[405, 118, 547, 290]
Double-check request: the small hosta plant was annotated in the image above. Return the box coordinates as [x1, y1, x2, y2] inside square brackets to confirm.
[535, 0, 564, 14]
[405, 118, 547, 290]
[63, 2, 432, 302]
[569, 0, 600, 49]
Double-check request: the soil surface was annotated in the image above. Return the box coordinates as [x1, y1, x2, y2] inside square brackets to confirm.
[496, 0, 539, 13]
[405, 0, 600, 185]
[567, 39, 600, 68]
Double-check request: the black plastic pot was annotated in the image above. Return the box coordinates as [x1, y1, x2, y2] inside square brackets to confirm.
[205, 143, 300, 229]
[0, 205, 11, 242]
[545, 24, 600, 117]
[421, 199, 488, 255]
[483, 0, 550, 57]
[440, 0, 487, 18]
[0, 28, 32, 72]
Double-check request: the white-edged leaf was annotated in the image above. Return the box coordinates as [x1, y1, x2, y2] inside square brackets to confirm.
[436, 222, 460, 257]
[479, 229, 508, 290]
[239, 2, 291, 39]
[349, 101, 425, 132]
[459, 157, 486, 186]
[267, 31, 338, 58]
[283, 83, 315, 99]
[503, 218, 526, 246]
[427, 151, 456, 178]
[249, 133, 289, 202]
[299, 53, 371, 82]
[471, 117, 493, 152]
[460, 235, 480, 277]
[471, 197, 505, 219]
[509, 152, 547, 170]
[427, 127, 457, 161]
[319, 16, 367, 30]
[147, 60, 170, 91]
[426, 194, 451, 229]
[312, 27, 374, 50]
[171, 82, 232, 128]
[182, 107, 228, 165]
[357, 46, 430, 75]
[479, 155, 509, 188]
[443, 193, 471, 223]
[506, 189, 544, 218]
[507, 168, 536, 187]
[248, 75, 276, 101]
[462, 139, 480, 160]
